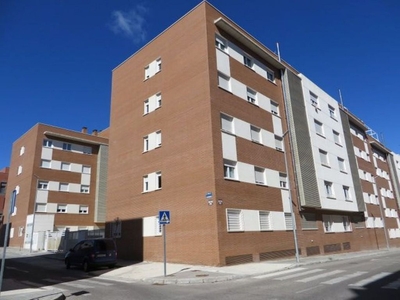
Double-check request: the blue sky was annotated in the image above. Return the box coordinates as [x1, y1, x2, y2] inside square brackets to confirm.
[1, 0, 400, 169]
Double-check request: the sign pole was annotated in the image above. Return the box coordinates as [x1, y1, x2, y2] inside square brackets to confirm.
[158, 210, 170, 277]
[0, 190, 16, 296]
[163, 224, 166, 277]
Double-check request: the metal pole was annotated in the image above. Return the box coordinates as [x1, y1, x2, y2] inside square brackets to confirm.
[163, 224, 166, 277]
[0, 191, 16, 295]
[30, 176, 39, 253]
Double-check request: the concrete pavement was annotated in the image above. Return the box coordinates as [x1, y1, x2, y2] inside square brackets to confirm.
[1, 246, 399, 299]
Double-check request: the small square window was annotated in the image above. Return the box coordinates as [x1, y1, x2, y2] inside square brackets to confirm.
[81, 185, 90, 193]
[156, 93, 162, 108]
[343, 186, 351, 200]
[247, 88, 257, 104]
[221, 114, 234, 133]
[79, 206, 89, 214]
[280, 173, 287, 188]
[215, 35, 227, 51]
[314, 120, 324, 136]
[218, 72, 230, 91]
[59, 183, 69, 192]
[265, 67, 275, 82]
[319, 149, 329, 166]
[224, 160, 237, 179]
[156, 58, 162, 72]
[144, 66, 150, 79]
[144, 100, 150, 114]
[20, 146, 25, 156]
[254, 167, 265, 185]
[310, 92, 318, 107]
[243, 55, 253, 68]
[63, 143, 72, 151]
[57, 204, 67, 213]
[328, 105, 336, 119]
[38, 181, 48, 190]
[61, 162, 70, 171]
[324, 181, 334, 197]
[143, 176, 149, 192]
[43, 140, 53, 147]
[271, 102, 279, 116]
[41, 160, 51, 168]
[250, 125, 261, 143]
[156, 172, 162, 189]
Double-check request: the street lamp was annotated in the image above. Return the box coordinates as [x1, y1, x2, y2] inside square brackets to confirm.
[30, 174, 39, 253]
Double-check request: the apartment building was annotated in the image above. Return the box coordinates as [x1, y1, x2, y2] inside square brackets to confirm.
[104, 1, 400, 266]
[0, 167, 9, 224]
[4, 124, 109, 250]
[107, 1, 301, 265]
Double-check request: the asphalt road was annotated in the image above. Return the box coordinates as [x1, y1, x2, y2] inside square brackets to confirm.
[1, 250, 400, 299]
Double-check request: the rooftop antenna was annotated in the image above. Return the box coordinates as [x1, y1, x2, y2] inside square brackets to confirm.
[276, 42, 281, 62]
[338, 89, 344, 107]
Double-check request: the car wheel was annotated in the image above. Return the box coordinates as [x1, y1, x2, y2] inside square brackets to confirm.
[83, 260, 90, 272]
[65, 258, 70, 269]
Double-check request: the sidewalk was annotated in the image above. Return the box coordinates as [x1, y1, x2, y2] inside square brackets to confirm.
[1, 247, 399, 299]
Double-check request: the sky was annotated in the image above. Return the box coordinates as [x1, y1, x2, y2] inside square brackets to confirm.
[1, 0, 400, 169]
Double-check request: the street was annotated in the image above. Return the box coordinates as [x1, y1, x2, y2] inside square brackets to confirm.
[1, 250, 400, 299]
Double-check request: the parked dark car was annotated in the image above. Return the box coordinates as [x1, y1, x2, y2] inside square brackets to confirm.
[65, 238, 117, 272]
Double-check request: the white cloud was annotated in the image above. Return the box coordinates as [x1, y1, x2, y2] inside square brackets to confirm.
[110, 5, 147, 43]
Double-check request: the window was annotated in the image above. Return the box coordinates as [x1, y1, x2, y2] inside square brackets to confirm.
[310, 92, 318, 107]
[156, 131, 162, 147]
[36, 203, 46, 213]
[57, 204, 67, 213]
[20, 146, 25, 156]
[156, 58, 161, 72]
[82, 166, 91, 174]
[17, 165, 22, 175]
[156, 172, 162, 189]
[83, 146, 92, 154]
[254, 167, 265, 185]
[259, 211, 271, 230]
[156, 93, 162, 108]
[79, 206, 89, 214]
[250, 126, 261, 143]
[61, 162, 70, 171]
[63, 143, 72, 151]
[18, 226, 24, 237]
[215, 35, 227, 51]
[342, 216, 351, 231]
[218, 72, 230, 91]
[314, 120, 324, 136]
[43, 139, 52, 147]
[41, 160, 51, 168]
[221, 114, 234, 133]
[243, 55, 253, 68]
[143, 136, 149, 152]
[143, 176, 149, 192]
[275, 136, 283, 151]
[144, 66, 150, 79]
[81, 185, 90, 193]
[144, 100, 150, 114]
[352, 215, 365, 228]
[323, 215, 332, 232]
[280, 173, 288, 188]
[38, 181, 48, 190]
[0, 182, 6, 194]
[328, 105, 336, 119]
[247, 88, 257, 104]
[227, 209, 243, 232]
[59, 183, 69, 192]
[223, 160, 237, 179]
[319, 149, 329, 166]
[343, 186, 351, 200]
[333, 130, 341, 145]
[270, 101, 279, 116]
[338, 158, 346, 172]
[324, 181, 334, 197]
[266, 68, 275, 82]
[284, 213, 293, 230]
[301, 213, 317, 230]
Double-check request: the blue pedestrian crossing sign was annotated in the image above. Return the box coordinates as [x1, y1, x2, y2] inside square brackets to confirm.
[159, 210, 171, 225]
